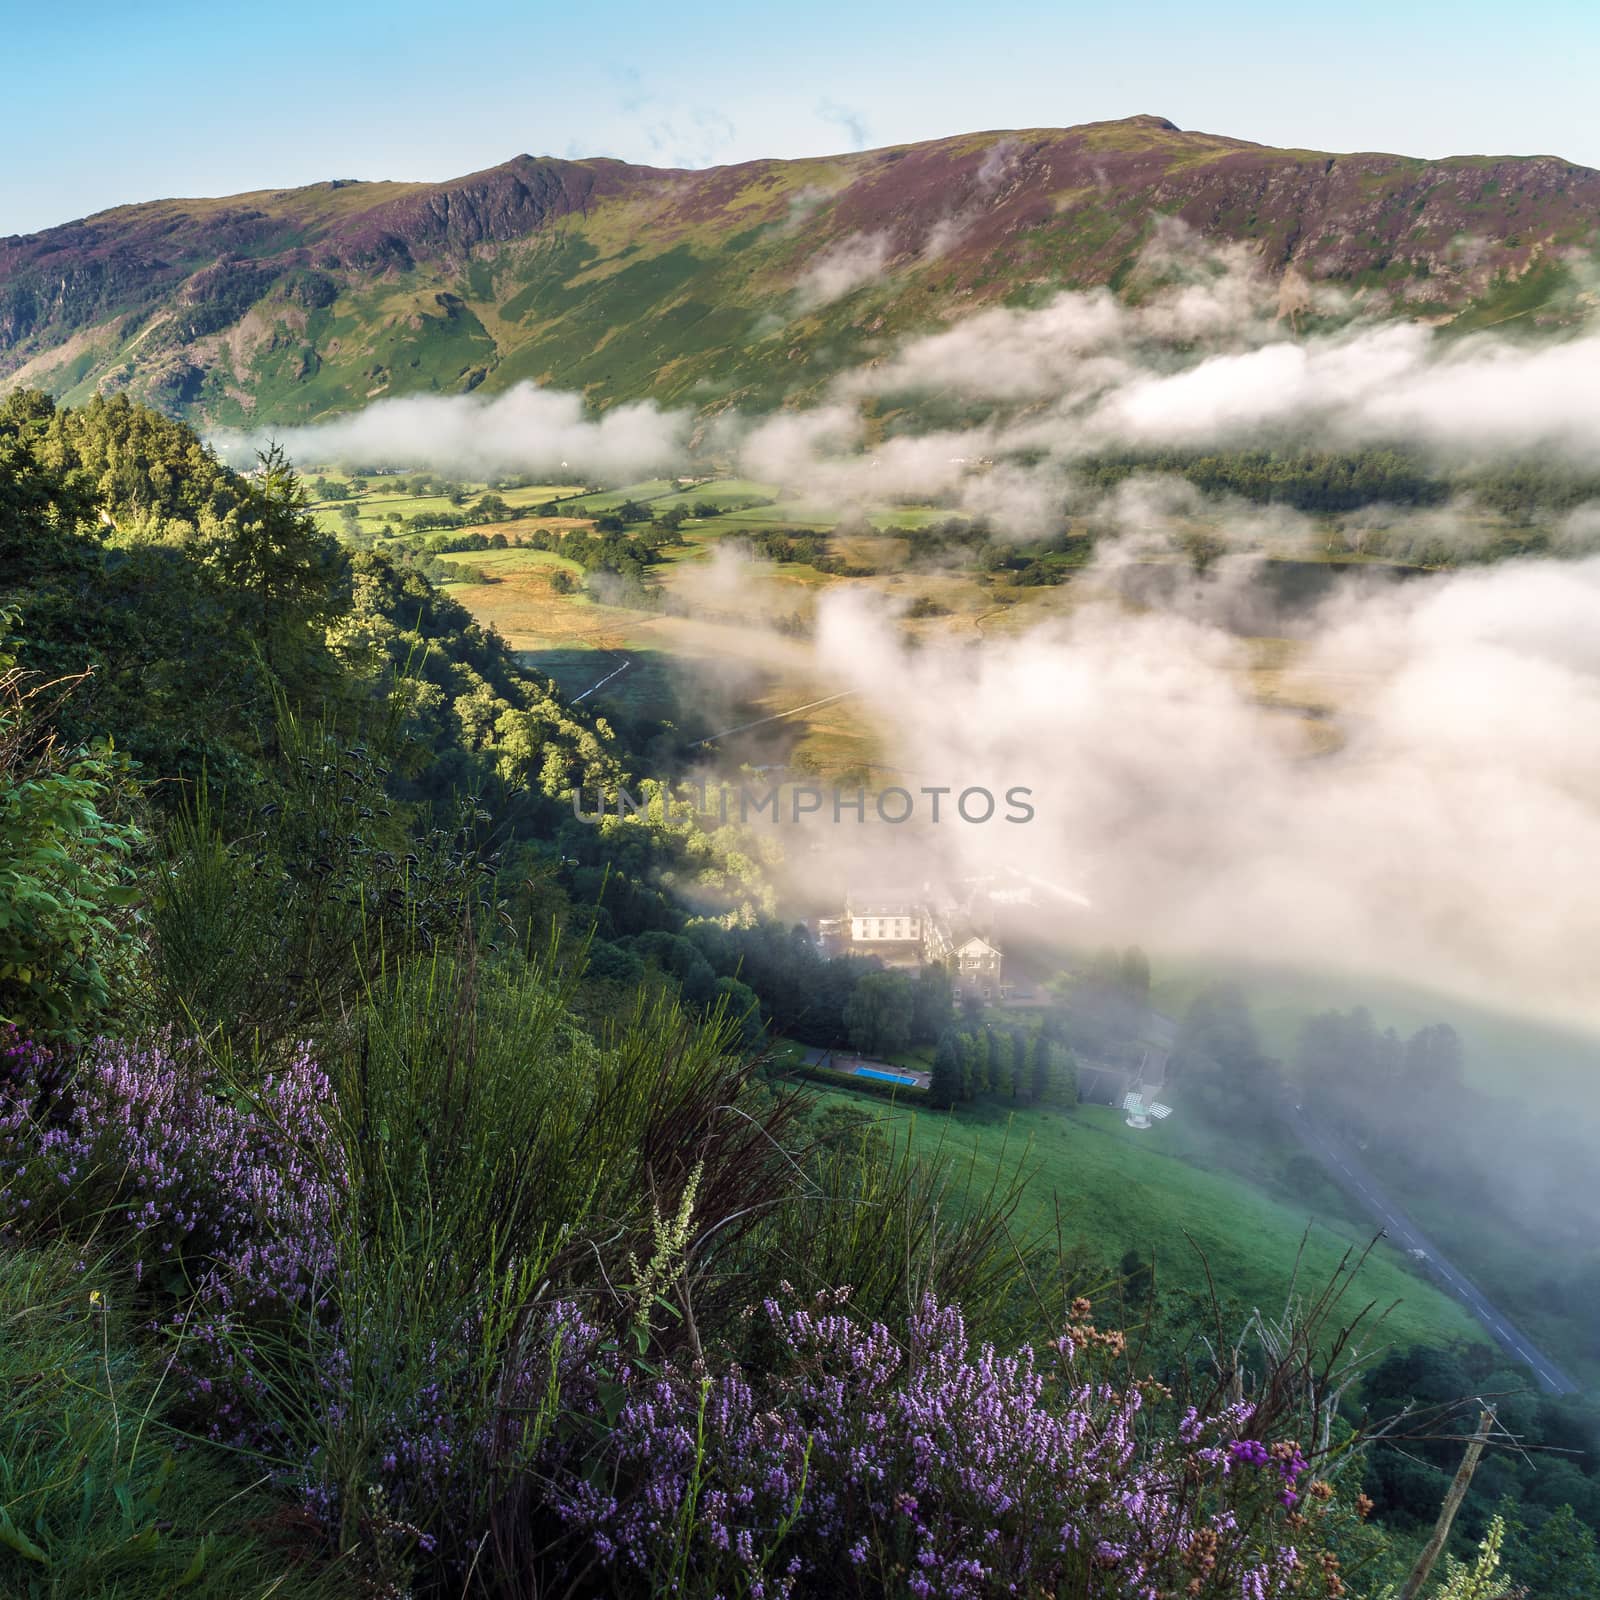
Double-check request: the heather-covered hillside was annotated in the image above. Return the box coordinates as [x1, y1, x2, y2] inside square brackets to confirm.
[3, 114, 1596, 425]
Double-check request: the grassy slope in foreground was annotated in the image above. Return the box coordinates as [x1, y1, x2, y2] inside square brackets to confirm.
[814, 1089, 1483, 1356]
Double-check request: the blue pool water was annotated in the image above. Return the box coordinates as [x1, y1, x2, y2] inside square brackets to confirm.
[855, 1067, 918, 1085]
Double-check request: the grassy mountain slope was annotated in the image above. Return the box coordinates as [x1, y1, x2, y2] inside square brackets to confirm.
[4, 115, 1598, 427]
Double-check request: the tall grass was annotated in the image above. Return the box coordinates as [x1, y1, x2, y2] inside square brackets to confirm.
[0, 1243, 338, 1598]
[144, 699, 491, 1055]
[739, 1109, 1041, 1343]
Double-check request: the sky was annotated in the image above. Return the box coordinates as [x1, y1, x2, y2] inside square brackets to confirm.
[5, 0, 1600, 235]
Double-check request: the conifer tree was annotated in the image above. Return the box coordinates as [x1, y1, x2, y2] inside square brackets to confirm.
[959, 1033, 981, 1101]
[929, 1029, 963, 1109]
[1031, 1034, 1053, 1105]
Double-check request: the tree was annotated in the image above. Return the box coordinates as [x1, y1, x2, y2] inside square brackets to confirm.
[1058, 1049, 1079, 1107]
[1030, 1034, 1054, 1106]
[843, 972, 914, 1058]
[958, 1033, 982, 1101]
[1172, 984, 1280, 1135]
[911, 964, 953, 1043]
[1067, 945, 1145, 1056]
[1010, 1030, 1028, 1100]
[1296, 1007, 1396, 1135]
[627, 930, 718, 1005]
[713, 976, 764, 1050]
[1403, 1022, 1465, 1095]
[1119, 1247, 1152, 1309]
[1084, 945, 1122, 990]
[206, 443, 350, 682]
[1505, 1503, 1600, 1600]
[929, 1029, 963, 1109]
[0, 611, 144, 1043]
[986, 1029, 1005, 1096]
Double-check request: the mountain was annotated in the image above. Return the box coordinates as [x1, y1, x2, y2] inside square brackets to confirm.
[4, 114, 1597, 428]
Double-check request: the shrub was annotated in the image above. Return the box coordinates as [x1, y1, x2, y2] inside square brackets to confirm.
[0, 984, 1391, 1600]
[516, 1290, 1350, 1600]
[0, 611, 143, 1044]
[0, 1026, 340, 1312]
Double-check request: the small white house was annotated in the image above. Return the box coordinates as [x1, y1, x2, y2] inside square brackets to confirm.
[953, 936, 1003, 996]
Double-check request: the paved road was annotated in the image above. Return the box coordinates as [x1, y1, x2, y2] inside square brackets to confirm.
[1278, 1098, 1579, 1395]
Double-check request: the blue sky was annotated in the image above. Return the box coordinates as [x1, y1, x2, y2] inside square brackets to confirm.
[6, 0, 1599, 235]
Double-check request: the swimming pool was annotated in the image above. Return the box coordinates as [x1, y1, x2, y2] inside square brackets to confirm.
[854, 1066, 918, 1085]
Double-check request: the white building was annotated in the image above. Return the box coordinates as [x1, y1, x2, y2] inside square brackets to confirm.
[834, 893, 1006, 997]
[847, 899, 923, 946]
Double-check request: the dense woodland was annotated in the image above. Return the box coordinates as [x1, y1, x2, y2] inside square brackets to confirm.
[2, 390, 1597, 1597]
[1075, 446, 1600, 523]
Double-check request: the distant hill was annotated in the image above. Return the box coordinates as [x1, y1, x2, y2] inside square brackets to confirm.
[4, 114, 1597, 427]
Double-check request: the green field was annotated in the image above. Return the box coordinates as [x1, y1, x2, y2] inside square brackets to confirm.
[650, 477, 782, 508]
[806, 1086, 1485, 1358]
[305, 471, 589, 536]
[685, 511, 836, 536]
[318, 471, 1341, 782]
[434, 546, 583, 577]
[303, 466, 1497, 800]
[557, 479, 682, 512]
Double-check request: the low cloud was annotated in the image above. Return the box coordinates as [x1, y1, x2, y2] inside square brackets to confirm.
[793, 233, 893, 310]
[218, 382, 691, 479]
[791, 552, 1600, 1033]
[205, 233, 1600, 1039]
[837, 245, 1600, 463]
[1089, 322, 1600, 455]
[739, 237, 1600, 538]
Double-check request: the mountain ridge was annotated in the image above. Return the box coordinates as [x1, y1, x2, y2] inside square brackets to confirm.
[4, 115, 1596, 428]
